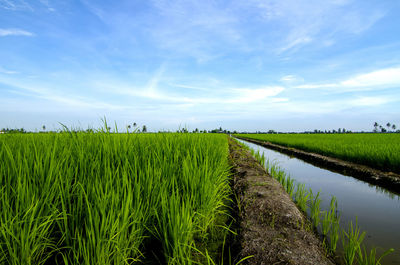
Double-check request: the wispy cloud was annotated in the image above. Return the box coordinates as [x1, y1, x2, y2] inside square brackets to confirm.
[1, 79, 124, 110]
[146, 0, 242, 61]
[295, 67, 400, 91]
[0, 28, 34, 37]
[0, 0, 33, 11]
[0, 66, 19, 74]
[278, 36, 312, 54]
[102, 81, 285, 105]
[340, 67, 400, 88]
[39, 0, 55, 12]
[246, 0, 386, 54]
[280, 75, 302, 82]
[350, 96, 390, 107]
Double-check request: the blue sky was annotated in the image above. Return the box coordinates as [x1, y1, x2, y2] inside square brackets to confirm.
[1, 0, 400, 132]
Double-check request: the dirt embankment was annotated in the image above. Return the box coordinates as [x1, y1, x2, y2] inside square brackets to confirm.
[236, 136, 400, 194]
[229, 138, 334, 265]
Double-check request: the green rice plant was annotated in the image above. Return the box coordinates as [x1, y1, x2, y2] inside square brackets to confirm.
[329, 213, 341, 254]
[342, 218, 366, 265]
[252, 150, 265, 167]
[309, 190, 322, 229]
[357, 246, 395, 265]
[294, 183, 310, 212]
[320, 196, 339, 238]
[269, 165, 286, 185]
[284, 175, 295, 197]
[0, 131, 232, 265]
[320, 211, 330, 237]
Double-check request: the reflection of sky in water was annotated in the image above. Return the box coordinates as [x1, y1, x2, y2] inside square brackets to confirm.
[237, 139, 400, 265]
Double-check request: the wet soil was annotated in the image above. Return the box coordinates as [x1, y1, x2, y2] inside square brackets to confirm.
[235, 136, 400, 194]
[229, 138, 334, 265]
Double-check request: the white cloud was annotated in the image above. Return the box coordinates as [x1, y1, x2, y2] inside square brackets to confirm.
[39, 0, 55, 12]
[0, 67, 19, 74]
[245, 0, 386, 54]
[145, 0, 242, 61]
[109, 83, 285, 105]
[0, 28, 34, 37]
[0, 0, 33, 11]
[278, 36, 312, 54]
[1, 78, 124, 110]
[280, 75, 304, 83]
[340, 67, 400, 88]
[295, 67, 400, 91]
[350, 97, 390, 107]
[280, 75, 296, 82]
[295, 83, 337, 89]
[230, 87, 284, 103]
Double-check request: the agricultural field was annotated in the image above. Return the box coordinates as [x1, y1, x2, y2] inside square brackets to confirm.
[235, 133, 400, 173]
[0, 132, 231, 265]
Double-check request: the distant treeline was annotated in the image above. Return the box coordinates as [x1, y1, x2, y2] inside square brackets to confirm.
[1, 122, 399, 134]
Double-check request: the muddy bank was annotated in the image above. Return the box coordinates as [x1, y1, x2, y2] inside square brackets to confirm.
[229, 138, 334, 265]
[235, 136, 400, 194]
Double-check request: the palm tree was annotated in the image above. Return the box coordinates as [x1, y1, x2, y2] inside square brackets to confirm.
[392, 124, 396, 131]
[387, 122, 391, 131]
[133, 122, 137, 127]
[42, 125, 46, 132]
[373, 122, 379, 132]
[142, 125, 147, 133]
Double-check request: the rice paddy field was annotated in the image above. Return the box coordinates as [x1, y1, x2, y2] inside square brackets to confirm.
[0, 132, 232, 265]
[235, 133, 400, 173]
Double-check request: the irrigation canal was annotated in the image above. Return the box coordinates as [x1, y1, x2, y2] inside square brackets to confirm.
[236, 138, 400, 265]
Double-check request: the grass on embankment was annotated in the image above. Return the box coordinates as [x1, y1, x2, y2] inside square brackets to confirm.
[0, 132, 232, 265]
[235, 133, 400, 173]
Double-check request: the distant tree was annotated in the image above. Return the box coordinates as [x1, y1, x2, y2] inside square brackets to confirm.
[392, 124, 396, 131]
[373, 122, 379, 132]
[42, 125, 46, 131]
[343, 128, 346, 133]
[338, 128, 342, 133]
[387, 122, 391, 131]
[142, 125, 147, 133]
[133, 122, 137, 127]
[127, 125, 131, 129]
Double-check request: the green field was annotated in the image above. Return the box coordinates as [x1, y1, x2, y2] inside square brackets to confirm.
[235, 133, 400, 173]
[0, 132, 231, 265]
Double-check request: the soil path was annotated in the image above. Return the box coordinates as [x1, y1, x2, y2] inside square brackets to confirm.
[235, 136, 400, 194]
[229, 138, 334, 265]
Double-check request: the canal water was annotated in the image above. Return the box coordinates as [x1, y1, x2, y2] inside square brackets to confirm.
[237, 139, 400, 264]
